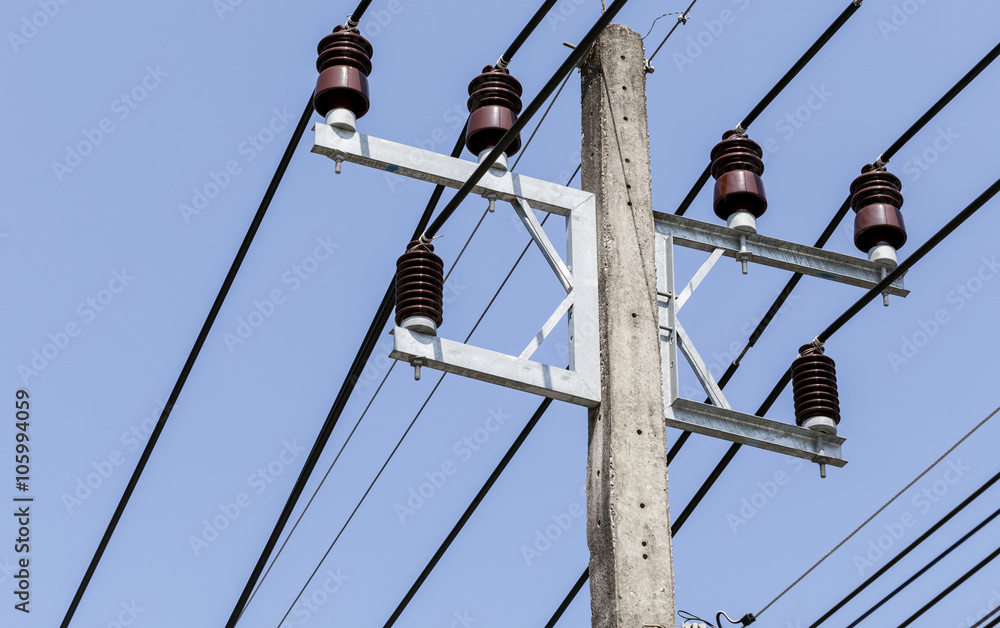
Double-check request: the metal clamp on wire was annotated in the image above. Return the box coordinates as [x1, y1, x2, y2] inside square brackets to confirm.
[718, 611, 756, 626]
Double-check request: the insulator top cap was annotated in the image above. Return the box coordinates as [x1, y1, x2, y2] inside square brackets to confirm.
[710, 132, 764, 178]
[465, 65, 523, 157]
[314, 26, 374, 119]
[710, 131, 766, 222]
[850, 164, 907, 253]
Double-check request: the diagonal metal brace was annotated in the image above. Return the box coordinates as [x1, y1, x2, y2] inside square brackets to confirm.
[511, 197, 573, 292]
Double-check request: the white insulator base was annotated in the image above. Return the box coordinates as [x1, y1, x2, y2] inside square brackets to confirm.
[727, 212, 758, 234]
[401, 315, 437, 336]
[326, 108, 357, 132]
[478, 149, 508, 173]
[868, 244, 898, 268]
[803, 415, 838, 435]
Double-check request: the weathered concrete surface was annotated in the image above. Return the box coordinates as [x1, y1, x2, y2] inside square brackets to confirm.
[582, 23, 676, 628]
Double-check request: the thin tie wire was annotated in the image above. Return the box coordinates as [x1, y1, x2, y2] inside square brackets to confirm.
[648, 0, 697, 62]
[757, 403, 1000, 617]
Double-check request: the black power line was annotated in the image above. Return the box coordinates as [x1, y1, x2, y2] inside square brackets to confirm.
[423, 0, 633, 237]
[497, 1, 560, 68]
[544, 569, 591, 628]
[668, 37, 1000, 472]
[647, 0, 698, 63]
[546, 175, 1000, 626]
[973, 605, 1000, 628]
[896, 543, 1000, 628]
[224, 128, 466, 628]
[270, 213, 562, 626]
[231, 2, 623, 621]
[60, 96, 315, 628]
[346, 0, 375, 30]
[844, 503, 1000, 627]
[674, 0, 864, 217]
[382, 398, 554, 627]
[242, 73, 576, 609]
[673, 173, 1000, 541]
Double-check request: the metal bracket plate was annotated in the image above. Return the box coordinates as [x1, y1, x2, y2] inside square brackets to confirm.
[314, 124, 600, 407]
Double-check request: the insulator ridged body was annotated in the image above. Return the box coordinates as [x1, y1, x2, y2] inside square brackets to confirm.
[314, 26, 373, 119]
[710, 131, 767, 221]
[395, 240, 444, 329]
[466, 66, 523, 157]
[791, 345, 841, 428]
[850, 165, 907, 252]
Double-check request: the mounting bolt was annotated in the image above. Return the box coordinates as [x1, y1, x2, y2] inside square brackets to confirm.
[738, 234, 751, 275]
[334, 155, 344, 174]
[411, 358, 425, 381]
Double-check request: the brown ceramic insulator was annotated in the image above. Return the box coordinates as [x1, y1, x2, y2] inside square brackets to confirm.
[849, 165, 907, 252]
[465, 65, 523, 157]
[314, 26, 374, 118]
[395, 240, 444, 329]
[710, 131, 767, 221]
[791, 344, 841, 428]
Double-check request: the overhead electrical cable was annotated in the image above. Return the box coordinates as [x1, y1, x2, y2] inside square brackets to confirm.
[972, 605, 1000, 628]
[422, 0, 633, 238]
[843, 502, 1000, 627]
[895, 543, 1000, 628]
[244, 74, 575, 607]
[273, 210, 560, 627]
[674, 175, 1000, 541]
[497, 0, 561, 69]
[345, 0, 375, 30]
[759, 405, 1000, 621]
[547, 178, 1000, 625]
[647, 0, 697, 62]
[383, 6, 716, 620]
[60, 96, 316, 628]
[232, 0, 624, 621]
[667, 37, 1000, 473]
[225, 123, 467, 628]
[674, 0, 865, 217]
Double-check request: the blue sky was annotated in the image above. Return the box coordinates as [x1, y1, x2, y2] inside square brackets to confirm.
[3, 0, 1000, 626]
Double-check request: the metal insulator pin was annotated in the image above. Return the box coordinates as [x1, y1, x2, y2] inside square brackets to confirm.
[486, 193, 497, 213]
[739, 234, 750, 275]
[881, 267, 890, 307]
[412, 358, 424, 381]
[334, 156, 344, 174]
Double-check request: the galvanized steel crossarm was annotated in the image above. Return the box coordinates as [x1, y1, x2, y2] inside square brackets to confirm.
[653, 212, 909, 297]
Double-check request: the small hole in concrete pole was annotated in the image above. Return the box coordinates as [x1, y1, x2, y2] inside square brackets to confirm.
[597, 470, 600, 476]
[631, 312, 637, 318]
[640, 503, 646, 508]
[636, 429, 642, 435]
[620, 55, 626, 60]
[641, 541, 647, 547]
[642, 554, 648, 560]
[625, 158, 630, 163]
[622, 85, 627, 90]
[623, 116, 629, 121]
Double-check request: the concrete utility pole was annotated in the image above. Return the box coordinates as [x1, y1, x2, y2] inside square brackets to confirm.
[581, 24, 677, 628]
